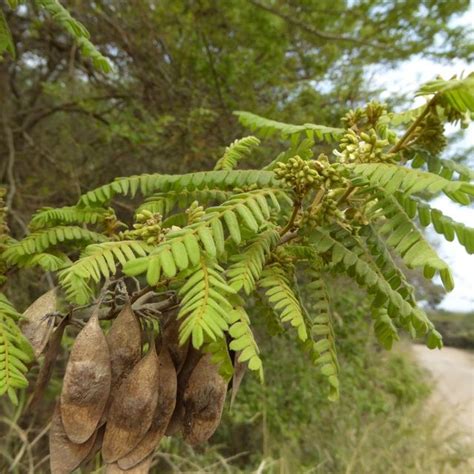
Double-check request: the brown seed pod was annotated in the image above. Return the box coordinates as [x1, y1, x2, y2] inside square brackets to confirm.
[102, 344, 160, 463]
[49, 403, 98, 474]
[22, 288, 57, 358]
[107, 303, 142, 389]
[117, 346, 177, 470]
[162, 314, 189, 374]
[60, 312, 111, 444]
[182, 353, 227, 446]
[165, 346, 203, 436]
[105, 455, 153, 474]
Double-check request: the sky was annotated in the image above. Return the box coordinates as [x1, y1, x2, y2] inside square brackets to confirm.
[367, 21, 473, 312]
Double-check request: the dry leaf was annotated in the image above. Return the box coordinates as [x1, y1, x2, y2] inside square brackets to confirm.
[105, 455, 152, 474]
[49, 403, 98, 474]
[22, 287, 57, 358]
[102, 344, 160, 463]
[117, 346, 177, 470]
[27, 317, 67, 412]
[182, 353, 227, 446]
[165, 346, 202, 436]
[60, 312, 111, 444]
[230, 354, 247, 408]
[162, 315, 189, 374]
[106, 303, 142, 389]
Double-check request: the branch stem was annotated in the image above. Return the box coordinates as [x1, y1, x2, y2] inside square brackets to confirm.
[279, 200, 301, 236]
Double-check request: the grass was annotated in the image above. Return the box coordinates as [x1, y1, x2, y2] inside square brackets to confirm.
[429, 310, 474, 349]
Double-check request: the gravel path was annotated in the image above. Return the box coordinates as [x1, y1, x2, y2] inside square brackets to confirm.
[412, 344, 474, 439]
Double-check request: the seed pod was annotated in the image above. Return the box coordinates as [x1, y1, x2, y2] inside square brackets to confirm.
[106, 455, 153, 474]
[102, 344, 160, 463]
[60, 312, 111, 444]
[22, 288, 57, 358]
[182, 354, 227, 445]
[107, 303, 142, 389]
[165, 346, 202, 436]
[49, 403, 98, 474]
[117, 346, 177, 470]
[162, 315, 189, 374]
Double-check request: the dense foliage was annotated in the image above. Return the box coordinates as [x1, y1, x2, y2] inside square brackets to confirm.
[0, 1, 473, 473]
[0, 71, 472, 401]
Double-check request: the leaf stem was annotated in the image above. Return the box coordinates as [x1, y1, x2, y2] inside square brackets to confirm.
[389, 95, 438, 154]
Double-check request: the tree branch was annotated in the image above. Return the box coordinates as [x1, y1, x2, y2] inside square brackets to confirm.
[248, 0, 383, 49]
[1, 111, 28, 234]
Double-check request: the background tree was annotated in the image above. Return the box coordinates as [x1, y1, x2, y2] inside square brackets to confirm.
[1, 0, 471, 231]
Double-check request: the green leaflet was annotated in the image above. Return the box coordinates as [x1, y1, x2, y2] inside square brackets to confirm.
[372, 308, 399, 350]
[228, 307, 263, 380]
[310, 229, 434, 337]
[78, 170, 279, 207]
[361, 224, 417, 305]
[369, 194, 454, 291]
[234, 111, 343, 143]
[304, 273, 339, 401]
[29, 206, 112, 230]
[417, 73, 474, 114]
[412, 155, 474, 182]
[214, 136, 260, 170]
[259, 263, 308, 342]
[36, 0, 111, 72]
[0, 294, 34, 405]
[2, 226, 108, 265]
[123, 189, 286, 284]
[397, 195, 474, 255]
[59, 240, 151, 304]
[227, 229, 280, 294]
[177, 260, 236, 349]
[351, 163, 473, 205]
[13, 252, 72, 271]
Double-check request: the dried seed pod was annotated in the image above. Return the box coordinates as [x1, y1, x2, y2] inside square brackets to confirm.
[49, 403, 98, 474]
[107, 303, 142, 388]
[22, 288, 57, 358]
[102, 344, 160, 463]
[162, 315, 189, 374]
[105, 455, 152, 474]
[165, 346, 202, 436]
[182, 353, 227, 446]
[60, 312, 111, 444]
[117, 346, 177, 470]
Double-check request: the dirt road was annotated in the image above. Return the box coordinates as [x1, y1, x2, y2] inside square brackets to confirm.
[412, 344, 474, 439]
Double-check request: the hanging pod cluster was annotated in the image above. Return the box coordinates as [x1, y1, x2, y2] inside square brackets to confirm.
[49, 304, 227, 474]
